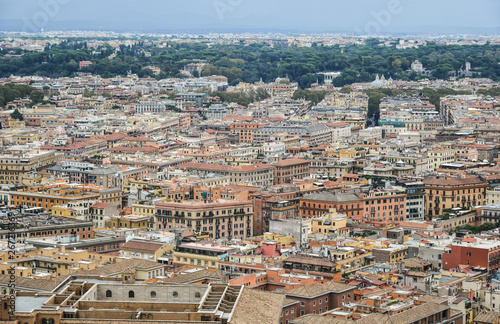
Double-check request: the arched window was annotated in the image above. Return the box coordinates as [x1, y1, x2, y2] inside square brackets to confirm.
[129, 290, 135, 298]
[48, 319, 55, 324]
[106, 290, 112, 298]
[195, 292, 201, 300]
[150, 291, 157, 299]
[172, 291, 179, 299]
[41, 319, 48, 324]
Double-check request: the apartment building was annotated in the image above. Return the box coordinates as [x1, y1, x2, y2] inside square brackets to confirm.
[299, 192, 363, 218]
[180, 161, 275, 187]
[155, 200, 253, 240]
[423, 176, 488, 219]
[273, 158, 310, 185]
[0, 150, 58, 184]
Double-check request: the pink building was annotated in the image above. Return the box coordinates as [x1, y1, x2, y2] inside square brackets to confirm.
[79, 61, 93, 69]
[262, 241, 281, 258]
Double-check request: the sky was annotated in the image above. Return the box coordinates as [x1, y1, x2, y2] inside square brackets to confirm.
[0, 0, 499, 34]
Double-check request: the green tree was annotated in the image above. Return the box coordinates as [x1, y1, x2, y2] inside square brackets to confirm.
[10, 109, 24, 121]
[30, 90, 44, 102]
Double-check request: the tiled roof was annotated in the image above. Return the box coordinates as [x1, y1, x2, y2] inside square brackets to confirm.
[302, 192, 361, 203]
[162, 269, 221, 284]
[121, 240, 166, 253]
[389, 302, 449, 324]
[282, 280, 354, 298]
[423, 176, 486, 187]
[474, 311, 500, 324]
[231, 288, 285, 324]
[181, 161, 275, 172]
[290, 314, 351, 324]
[273, 158, 310, 167]
[0, 274, 68, 292]
[75, 259, 162, 277]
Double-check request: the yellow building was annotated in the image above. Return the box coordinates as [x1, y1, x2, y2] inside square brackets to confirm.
[106, 215, 154, 230]
[132, 202, 155, 218]
[311, 209, 348, 236]
[0, 246, 116, 279]
[261, 233, 296, 247]
[328, 246, 373, 273]
[427, 147, 455, 171]
[14, 132, 42, 144]
[325, 147, 366, 159]
[173, 242, 237, 270]
[52, 200, 94, 218]
[120, 239, 174, 262]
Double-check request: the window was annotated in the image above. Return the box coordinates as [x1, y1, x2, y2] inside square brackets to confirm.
[195, 292, 201, 300]
[129, 290, 135, 298]
[313, 301, 316, 306]
[300, 310, 305, 316]
[325, 297, 328, 302]
[105, 290, 112, 298]
[150, 291, 157, 299]
[173, 291, 179, 299]
[300, 302, 305, 307]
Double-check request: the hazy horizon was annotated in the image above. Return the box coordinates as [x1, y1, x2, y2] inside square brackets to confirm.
[0, 0, 499, 35]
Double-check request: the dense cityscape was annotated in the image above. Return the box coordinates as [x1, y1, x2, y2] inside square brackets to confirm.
[0, 9, 499, 324]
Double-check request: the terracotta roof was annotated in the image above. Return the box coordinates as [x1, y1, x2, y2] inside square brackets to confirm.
[0, 274, 66, 292]
[231, 288, 285, 324]
[75, 259, 162, 277]
[423, 176, 486, 187]
[273, 158, 310, 167]
[281, 281, 353, 298]
[162, 269, 221, 284]
[474, 311, 500, 324]
[121, 240, 166, 253]
[181, 161, 275, 172]
[105, 132, 127, 141]
[91, 202, 111, 209]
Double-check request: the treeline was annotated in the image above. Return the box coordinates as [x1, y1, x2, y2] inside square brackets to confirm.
[0, 83, 44, 107]
[0, 40, 499, 88]
[209, 88, 270, 107]
[292, 89, 329, 105]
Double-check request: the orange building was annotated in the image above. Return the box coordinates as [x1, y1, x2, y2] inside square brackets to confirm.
[359, 190, 407, 224]
[299, 192, 363, 218]
[230, 121, 269, 144]
[228, 268, 317, 291]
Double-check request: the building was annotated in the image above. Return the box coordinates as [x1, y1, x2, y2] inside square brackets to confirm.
[134, 100, 176, 114]
[423, 176, 488, 219]
[172, 242, 237, 270]
[299, 192, 363, 219]
[273, 158, 310, 185]
[442, 239, 500, 274]
[280, 281, 356, 317]
[361, 189, 407, 223]
[0, 150, 58, 184]
[120, 239, 173, 262]
[177, 92, 207, 107]
[155, 200, 254, 240]
[372, 245, 408, 263]
[180, 161, 275, 187]
[253, 124, 333, 146]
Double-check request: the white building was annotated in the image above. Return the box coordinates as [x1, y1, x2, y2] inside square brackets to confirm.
[134, 100, 176, 114]
[263, 142, 286, 159]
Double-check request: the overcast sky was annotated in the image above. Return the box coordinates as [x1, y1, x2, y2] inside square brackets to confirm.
[0, 0, 499, 34]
